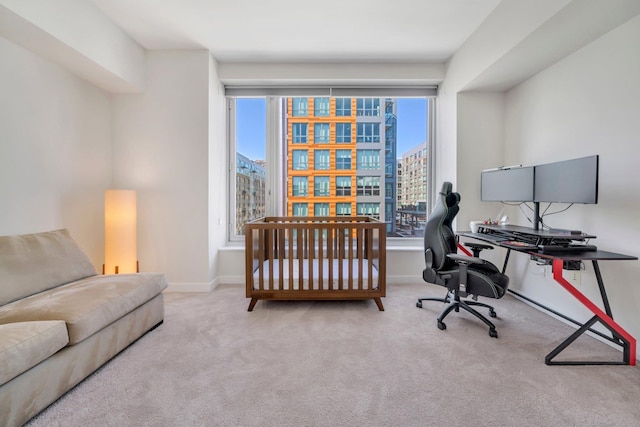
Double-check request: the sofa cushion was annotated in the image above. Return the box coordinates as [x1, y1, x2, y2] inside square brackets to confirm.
[0, 229, 98, 305]
[0, 320, 69, 386]
[0, 273, 167, 345]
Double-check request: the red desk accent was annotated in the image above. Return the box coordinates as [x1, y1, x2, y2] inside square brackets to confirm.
[551, 258, 636, 365]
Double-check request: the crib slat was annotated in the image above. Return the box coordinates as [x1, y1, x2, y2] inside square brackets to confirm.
[327, 227, 334, 289]
[308, 227, 314, 291]
[278, 228, 285, 290]
[317, 228, 324, 290]
[297, 227, 304, 291]
[357, 228, 364, 290]
[288, 229, 294, 291]
[258, 230, 265, 291]
[366, 228, 373, 290]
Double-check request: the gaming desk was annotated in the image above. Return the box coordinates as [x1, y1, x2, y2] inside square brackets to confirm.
[462, 224, 637, 366]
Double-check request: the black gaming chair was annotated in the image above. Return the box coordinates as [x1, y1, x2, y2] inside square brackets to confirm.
[417, 182, 509, 338]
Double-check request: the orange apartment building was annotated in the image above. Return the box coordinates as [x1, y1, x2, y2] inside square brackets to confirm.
[285, 96, 396, 234]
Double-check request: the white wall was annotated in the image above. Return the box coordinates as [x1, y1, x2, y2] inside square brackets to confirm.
[112, 50, 212, 287]
[0, 36, 112, 266]
[0, 0, 145, 92]
[502, 15, 640, 343]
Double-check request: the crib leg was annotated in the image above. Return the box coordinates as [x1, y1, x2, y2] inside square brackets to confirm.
[247, 297, 258, 312]
[374, 297, 385, 311]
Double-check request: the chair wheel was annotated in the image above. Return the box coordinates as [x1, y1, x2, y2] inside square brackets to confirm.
[489, 329, 498, 338]
[416, 301, 423, 308]
[437, 320, 446, 330]
[489, 309, 497, 318]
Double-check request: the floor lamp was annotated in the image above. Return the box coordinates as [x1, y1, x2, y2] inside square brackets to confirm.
[103, 189, 139, 274]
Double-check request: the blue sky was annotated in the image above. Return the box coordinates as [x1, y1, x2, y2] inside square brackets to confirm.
[236, 98, 428, 160]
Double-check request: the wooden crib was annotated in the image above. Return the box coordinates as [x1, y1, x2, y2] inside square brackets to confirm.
[245, 216, 386, 311]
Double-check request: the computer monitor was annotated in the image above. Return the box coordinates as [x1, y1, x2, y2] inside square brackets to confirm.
[481, 166, 534, 202]
[534, 155, 599, 204]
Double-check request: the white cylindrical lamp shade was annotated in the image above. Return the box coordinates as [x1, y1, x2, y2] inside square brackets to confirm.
[104, 189, 137, 274]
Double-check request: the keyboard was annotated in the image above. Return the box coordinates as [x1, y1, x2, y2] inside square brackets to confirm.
[537, 244, 597, 253]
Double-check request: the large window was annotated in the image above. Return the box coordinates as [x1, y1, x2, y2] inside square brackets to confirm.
[229, 94, 433, 240]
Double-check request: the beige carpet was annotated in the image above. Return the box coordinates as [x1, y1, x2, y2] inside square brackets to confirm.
[26, 283, 640, 427]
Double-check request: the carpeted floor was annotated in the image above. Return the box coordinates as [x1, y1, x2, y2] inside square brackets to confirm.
[26, 283, 640, 427]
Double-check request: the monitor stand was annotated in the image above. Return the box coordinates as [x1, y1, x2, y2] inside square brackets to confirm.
[533, 202, 541, 230]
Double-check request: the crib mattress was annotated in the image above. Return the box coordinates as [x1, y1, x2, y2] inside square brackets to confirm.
[252, 258, 379, 291]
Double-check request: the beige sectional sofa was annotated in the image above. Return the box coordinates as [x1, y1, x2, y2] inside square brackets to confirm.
[0, 229, 167, 426]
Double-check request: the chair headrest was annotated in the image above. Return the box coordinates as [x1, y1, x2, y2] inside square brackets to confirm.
[446, 192, 460, 207]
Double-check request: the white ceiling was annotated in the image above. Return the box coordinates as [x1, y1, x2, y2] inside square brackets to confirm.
[89, 0, 502, 63]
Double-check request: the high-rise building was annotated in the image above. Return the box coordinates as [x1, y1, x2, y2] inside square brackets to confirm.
[236, 153, 266, 234]
[400, 142, 428, 209]
[285, 97, 397, 233]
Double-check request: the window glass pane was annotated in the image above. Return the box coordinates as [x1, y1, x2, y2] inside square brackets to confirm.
[356, 98, 380, 116]
[292, 98, 308, 116]
[356, 202, 380, 219]
[292, 203, 308, 216]
[356, 176, 380, 196]
[335, 149, 351, 170]
[314, 203, 330, 216]
[335, 98, 352, 117]
[336, 202, 352, 215]
[314, 97, 330, 116]
[292, 149, 308, 170]
[292, 176, 308, 196]
[356, 123, 380, 143]
[314, 123, 330, 143]
[336, 176, 351, 196]
[335, 123, 351, 143]
[292, 123, 308, 143]
[314, 176, 330, 196]
[233, 98, 267, 237]
[314, 149, 330, 170]
[356, 149, 380, 169]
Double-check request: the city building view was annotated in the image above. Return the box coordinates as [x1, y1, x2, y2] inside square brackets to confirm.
[233, 97, 428, 238]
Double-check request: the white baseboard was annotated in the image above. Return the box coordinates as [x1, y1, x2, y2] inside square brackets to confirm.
[217, 275, 244, 285]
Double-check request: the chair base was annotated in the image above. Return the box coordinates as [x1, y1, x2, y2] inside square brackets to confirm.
[417, 290, 499, 338]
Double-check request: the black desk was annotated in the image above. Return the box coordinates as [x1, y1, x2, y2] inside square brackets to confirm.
[462, 225, 637, 366]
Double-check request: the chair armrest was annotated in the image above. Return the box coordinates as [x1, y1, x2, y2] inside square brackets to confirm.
[447, 253, 484, 265]
[463, 242, 493, 257]
[463, 242, 493, 251]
